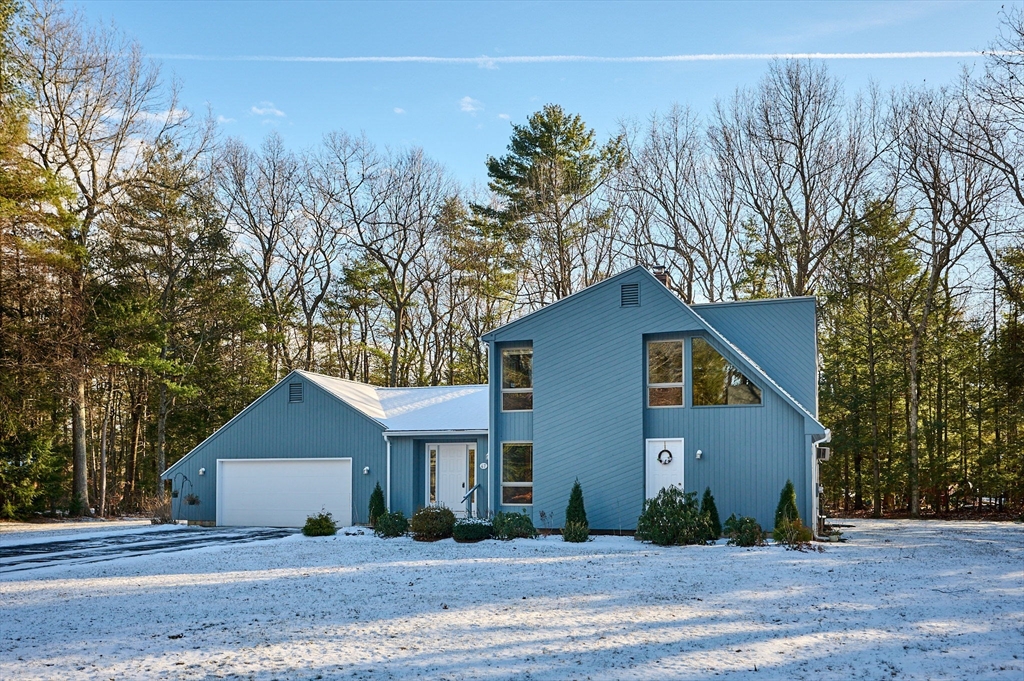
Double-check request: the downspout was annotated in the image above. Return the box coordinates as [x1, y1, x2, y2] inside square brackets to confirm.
[811, 428, 832, 540]
[383, 433, 391, 511]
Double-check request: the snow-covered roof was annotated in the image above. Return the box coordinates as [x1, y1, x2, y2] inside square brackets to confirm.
[298, 371, 488, 433]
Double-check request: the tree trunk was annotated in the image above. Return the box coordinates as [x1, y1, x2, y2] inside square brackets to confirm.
[99, 376, 113, 517]
[71, 373, 89, 514]
[907, 337, 922, 517]
[156, 382, 169, 502]
[123, 392, 144, 511]
[867, 290, 882, 518]
[390, 303, 405, 387]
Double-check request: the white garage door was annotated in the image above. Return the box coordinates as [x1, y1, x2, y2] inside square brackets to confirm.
[217, 458, 352, 528]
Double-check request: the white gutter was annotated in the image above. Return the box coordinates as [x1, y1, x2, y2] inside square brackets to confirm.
[382, 429, 487, 438]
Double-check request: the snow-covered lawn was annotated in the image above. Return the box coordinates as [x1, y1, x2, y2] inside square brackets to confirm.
[2, 520, 1022, 680]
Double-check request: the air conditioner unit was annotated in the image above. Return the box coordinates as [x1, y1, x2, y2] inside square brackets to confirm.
[816, 446, 831, 462]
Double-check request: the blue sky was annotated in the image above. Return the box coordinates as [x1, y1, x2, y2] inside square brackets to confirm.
[72, 0, 1014, 187]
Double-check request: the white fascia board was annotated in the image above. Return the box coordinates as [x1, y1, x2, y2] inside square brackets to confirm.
[383, 429, 488, 438]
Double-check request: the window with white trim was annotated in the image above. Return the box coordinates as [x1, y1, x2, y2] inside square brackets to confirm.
[501, 442, 533, 505]
[501, 347, 533, 411]
[647, 340, 684, 407]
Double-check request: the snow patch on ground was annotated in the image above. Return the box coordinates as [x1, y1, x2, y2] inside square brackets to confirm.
[1, 519, 1022, 680]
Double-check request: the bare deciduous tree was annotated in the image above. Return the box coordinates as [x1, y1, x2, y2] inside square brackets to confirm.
[887, 86, 1004, 516]
[218, 133, 303, 377]
[619, 105, 741, 302]
[713, 60, 884, 297]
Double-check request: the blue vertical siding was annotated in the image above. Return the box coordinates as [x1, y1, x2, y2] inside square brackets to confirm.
[693, 297, 818, 416]
[388, 437, 416, 517]
[484, 268, 819, 531]
[645, 368, 810, 530]
[164, 373, 387, 525]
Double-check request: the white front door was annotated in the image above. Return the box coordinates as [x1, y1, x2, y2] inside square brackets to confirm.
[430, 444, 468, 515]
[646, 438, 684, 499]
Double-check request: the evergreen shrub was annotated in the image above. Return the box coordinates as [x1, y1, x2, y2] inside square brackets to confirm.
[492, 511, 538, 540]
[453, 518, 493, 543]
[410, 505, 456, 541]
[562, 520, 590, 543]
[700, 487, 722, 540]
[774, 479, 800, 528]
[563, 479, 589, 542]
[724, 514, 766, 547]
[368, 482, 386, 527]
[373, 510, 408, 538]
[565, 479, 588, 526]
[635, 487, 712, 546]
[302, 511, 337, 537]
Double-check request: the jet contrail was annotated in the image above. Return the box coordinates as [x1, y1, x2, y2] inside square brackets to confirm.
[148, 51, 1016, 65]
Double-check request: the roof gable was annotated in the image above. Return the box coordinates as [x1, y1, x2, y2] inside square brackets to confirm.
[692, 297, 818, 416]
[482, 266, 824, 433]
[163, 371, 488, 479]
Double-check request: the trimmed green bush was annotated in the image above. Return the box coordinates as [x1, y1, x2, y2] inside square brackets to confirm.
[410, 505, 456, 541]
[774, 479, 800, 528]
[562, 520, 590, 543]
[492, 511, 538, 540]
[565, 479, 588, 527]
[373, 510, 408, 538]
[700, 487, 722, 540]
[635, 487, 712, 546]
[368, 482, 386, 527]
[724, 514, 766, 547]
[453, 518, 493, 543]
[302, 511, 337, 537]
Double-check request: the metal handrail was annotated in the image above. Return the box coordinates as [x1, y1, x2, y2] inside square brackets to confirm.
[461, 484, 480, 504]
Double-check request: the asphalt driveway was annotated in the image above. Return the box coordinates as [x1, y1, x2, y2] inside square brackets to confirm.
[0, 526, 296, 573]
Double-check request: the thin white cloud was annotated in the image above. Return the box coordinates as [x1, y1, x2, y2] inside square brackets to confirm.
[460, 96, 483, 114]
[394, 107, 406, 114]
[150, 51, 1012, 65]
[217, 114, 236, 124]
[497, 113, 510, 120]
[251, 101, 286, 117]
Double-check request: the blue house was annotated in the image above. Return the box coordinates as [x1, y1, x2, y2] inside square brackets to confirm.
[163, 266, 828, 533]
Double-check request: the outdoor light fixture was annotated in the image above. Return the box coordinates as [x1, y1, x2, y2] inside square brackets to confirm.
[695, 450, 703, 460]
[198, 467, 206, 475]
[363, 466, 370, 475]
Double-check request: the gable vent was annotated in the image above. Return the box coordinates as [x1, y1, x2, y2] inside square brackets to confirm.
[289, 382, 303, 403]
[620, 283, 640, 307]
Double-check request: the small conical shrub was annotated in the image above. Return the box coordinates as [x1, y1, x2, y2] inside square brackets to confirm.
[700, 487, 722, 539]
[774, 479, 800, 529]
[565, 479, 588, 527]
[368, 482, 386, 527]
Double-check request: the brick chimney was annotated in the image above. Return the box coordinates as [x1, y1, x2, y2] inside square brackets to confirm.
[652, 265, 670, 286]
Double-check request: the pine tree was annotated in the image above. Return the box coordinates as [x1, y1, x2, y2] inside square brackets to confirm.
[565, 478, 588, 527]
[700, 487, 722, 538]
[368, 482, 386, 527]
[775, 480, 800, 528]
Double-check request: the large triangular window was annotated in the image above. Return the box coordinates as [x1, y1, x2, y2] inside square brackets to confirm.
[691, 338, 762, 406]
